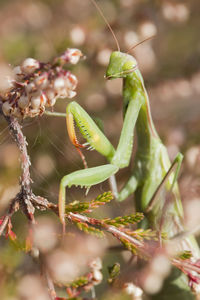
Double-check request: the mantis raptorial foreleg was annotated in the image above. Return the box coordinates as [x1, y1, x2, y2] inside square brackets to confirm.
[58, 97, 142, 227]
[59, 164, 118, 225]
[46, 109, 120, 196]
[111, 92, 142, 168]
[66, 101, 115, 160]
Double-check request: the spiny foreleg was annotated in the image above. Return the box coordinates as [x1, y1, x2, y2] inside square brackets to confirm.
[59, 164, 118, 229]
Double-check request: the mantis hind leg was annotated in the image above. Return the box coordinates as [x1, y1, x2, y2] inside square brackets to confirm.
[58, 164, 119, 228]
[145, 152, 183, 214]
[116, 174, 138, 202]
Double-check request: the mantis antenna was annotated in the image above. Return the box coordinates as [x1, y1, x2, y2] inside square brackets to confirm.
[126, 35, 156, 54]
[90, 0, 120, 51]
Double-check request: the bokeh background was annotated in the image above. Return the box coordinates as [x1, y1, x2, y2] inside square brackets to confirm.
[0, 0, 200, 299]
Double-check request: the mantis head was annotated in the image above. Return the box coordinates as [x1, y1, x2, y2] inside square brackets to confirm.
[106, 51, 138, 79]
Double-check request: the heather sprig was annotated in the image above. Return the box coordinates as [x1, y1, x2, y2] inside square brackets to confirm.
[102, 212, 144, 227]
[65, 195, 159, 256]
[65, 191, 113, 214]
[58, 258, 103, 299]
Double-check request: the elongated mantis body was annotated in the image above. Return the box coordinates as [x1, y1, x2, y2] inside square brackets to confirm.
[57, 50, 200, 297]
[56, 2, 200, 297]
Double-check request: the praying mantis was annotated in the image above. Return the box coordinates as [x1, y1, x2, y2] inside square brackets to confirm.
[56, 1, 200, 298]
[59, 49, 199, 243]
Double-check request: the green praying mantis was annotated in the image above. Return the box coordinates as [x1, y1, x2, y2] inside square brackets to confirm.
[58, 49, 199, 244]
[54, 1, 200, 298]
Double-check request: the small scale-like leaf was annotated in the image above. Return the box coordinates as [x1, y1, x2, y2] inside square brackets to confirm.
[119, 238, 137, 254]
[75, 222, 104, 238]
[93, 191, 113, 203]
[67, 276, 89, 289]
[91, 191, 113, 208]
[65, 201, 90, 213]
[103, 212, 144, 227]
[129, 228, 158, 241]
[65, 191, 113, 214]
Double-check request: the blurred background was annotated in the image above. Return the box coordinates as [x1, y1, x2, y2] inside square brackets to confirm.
[0, 0, 200, 299]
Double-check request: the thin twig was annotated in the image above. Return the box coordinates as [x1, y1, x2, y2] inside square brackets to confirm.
[0, 112, 49, 235]
[68, 212, 144, 248]
[44, 111, 66, 118]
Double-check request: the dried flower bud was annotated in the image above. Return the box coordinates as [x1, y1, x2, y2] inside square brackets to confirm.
[2, 48, 80, 119]
[53, 72, 77, 99]
[45, 88, 57, 106]
[18, 95, 29, 109]
[62, 48, 82, 64]
[31, 92, 46, 109]
[54, 77, 65, 92]
[31, 93, 41, 109]
[26, 82, 36, 93]
[2, 101, 13, 116]
[40, 91, 47, 106]
[21, 58, 40, 74]
[53, 76, 70, 98]
[13, 66, 22, 78]
[0, 64, 14, 94]
[92, 269, 103, 285]
[65, 73, 78, 90]
[34, 72, 49, 89]
[69, 49, 82, 64]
